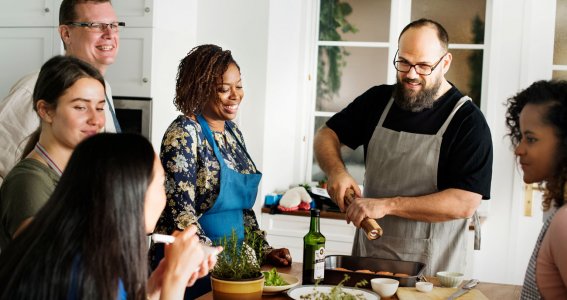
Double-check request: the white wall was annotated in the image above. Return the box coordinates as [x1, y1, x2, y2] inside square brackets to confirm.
[472, 0, 556, 285]
[195, 0, 269, 170]
[150, 0, 197, 149]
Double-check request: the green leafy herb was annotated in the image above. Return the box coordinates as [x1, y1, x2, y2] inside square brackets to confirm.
[263, 268, 289, 286]
[300, 275, 368, 300]
[212, 228, 263, 280]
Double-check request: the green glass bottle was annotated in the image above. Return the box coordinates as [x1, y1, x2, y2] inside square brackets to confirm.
[302, 208, 326, 284]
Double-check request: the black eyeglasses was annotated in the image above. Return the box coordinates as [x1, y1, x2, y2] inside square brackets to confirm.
[393, 49, 447, 76]
[66, 22, 125, 33]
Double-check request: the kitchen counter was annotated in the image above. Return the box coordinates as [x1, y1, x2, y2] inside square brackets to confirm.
[196, 263, 522, 299]
[261, 206, 345, 220]
[261, 207, 484, 231]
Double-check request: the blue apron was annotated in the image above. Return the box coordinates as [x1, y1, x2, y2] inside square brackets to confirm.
[196, 115, 262, 244]
[152, 116, 262, 299]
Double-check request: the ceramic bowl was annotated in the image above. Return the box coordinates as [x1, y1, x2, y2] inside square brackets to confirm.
[436, 271, 464, 288]
[371, 278, 399, 297]
[262, 273, 299, 295]
[415, 281, 433, 292]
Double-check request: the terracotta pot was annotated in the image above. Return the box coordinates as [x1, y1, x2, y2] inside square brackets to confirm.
[211, 274, 265, 300]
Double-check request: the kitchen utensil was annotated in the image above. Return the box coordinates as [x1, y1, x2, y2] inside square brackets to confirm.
[371, 278, 399, 297]
[151, 233, 175, 244]
[415, 282, 433, 292]
[344, 188, 383, 239]
[436, 271, 464, 288]
[151, 233, 219, 255]
[396, 286, 488, 300]
[447, 279, 479, 300]
[151, 233, 220, 273]
[324, 255, 426, 288]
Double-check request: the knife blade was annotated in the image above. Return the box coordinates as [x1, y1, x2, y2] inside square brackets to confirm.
[447, 279, 479, 300]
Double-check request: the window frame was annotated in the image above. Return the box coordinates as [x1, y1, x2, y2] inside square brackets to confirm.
[304, 0, 489, 185]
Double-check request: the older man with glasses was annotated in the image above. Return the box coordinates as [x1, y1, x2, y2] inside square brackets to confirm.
[0, 0, 123, 186]
[314, 18, 493, 276]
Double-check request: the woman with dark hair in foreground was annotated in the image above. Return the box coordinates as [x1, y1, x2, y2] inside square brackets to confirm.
[0, 133, 214, 299]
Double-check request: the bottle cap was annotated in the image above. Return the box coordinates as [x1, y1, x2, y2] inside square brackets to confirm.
[310, 208, 320, 217]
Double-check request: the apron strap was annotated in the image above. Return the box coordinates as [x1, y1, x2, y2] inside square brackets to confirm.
[196, 115, 259, 171]
[197, 115, 228, 168]
[473, 211, 481, 250]
[377, 97, 395, 127]
[436, 96, 470, 137]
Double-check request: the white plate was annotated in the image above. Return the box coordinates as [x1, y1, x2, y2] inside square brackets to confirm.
[262, 273, 300, 294]
[287, 285, 380, 299]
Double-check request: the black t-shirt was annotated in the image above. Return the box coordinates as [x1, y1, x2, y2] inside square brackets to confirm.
[326, 84, 493, 199]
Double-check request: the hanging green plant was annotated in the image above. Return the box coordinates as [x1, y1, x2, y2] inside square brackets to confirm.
[317, 0, 358, 104]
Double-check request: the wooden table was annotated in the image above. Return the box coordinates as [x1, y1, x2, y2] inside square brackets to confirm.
[197, 263, 522, 299]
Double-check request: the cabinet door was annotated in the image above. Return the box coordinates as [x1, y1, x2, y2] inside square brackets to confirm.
[113, 0, 153, 28]
[261, 213, 356, 263]
[0, 0, 59, 27]
[104, 28, 152, 97]
[0, 28, 57, 99]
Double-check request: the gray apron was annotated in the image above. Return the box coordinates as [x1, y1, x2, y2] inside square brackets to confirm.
[352, 96, 474, 276]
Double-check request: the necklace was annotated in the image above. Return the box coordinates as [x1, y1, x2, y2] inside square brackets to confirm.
[33, 143, 63, 176]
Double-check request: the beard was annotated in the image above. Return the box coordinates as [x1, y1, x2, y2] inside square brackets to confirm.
[394, 75, 442, 112]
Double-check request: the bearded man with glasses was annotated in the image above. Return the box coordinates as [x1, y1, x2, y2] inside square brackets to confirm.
[0, 0, 123, 186]
[314, 18, 493, 276]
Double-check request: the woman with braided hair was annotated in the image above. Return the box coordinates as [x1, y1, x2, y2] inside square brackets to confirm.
[149, 44, 291, 298]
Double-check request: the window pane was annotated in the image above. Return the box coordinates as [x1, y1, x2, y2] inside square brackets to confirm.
[552, 70, 567, 80]
[411, 0, 486, 44]
[319, 0, 390, 42]
[312, 116, 365, 184]
[554, 0, 567, 65]
[317, 46, 388, 112]
[445, 49, 483, 107]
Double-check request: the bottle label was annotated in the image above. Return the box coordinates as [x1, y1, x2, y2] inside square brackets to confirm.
[314, 246, 325, 279]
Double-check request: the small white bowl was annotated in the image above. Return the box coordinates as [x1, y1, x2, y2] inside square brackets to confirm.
[436, 271, 464, 288]
[416, 282, 433, 293]
[371, 278, 399, 297]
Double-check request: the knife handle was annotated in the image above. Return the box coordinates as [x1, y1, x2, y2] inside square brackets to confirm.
[344, 188, 383, 240]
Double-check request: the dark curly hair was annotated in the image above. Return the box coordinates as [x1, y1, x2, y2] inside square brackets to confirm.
[174, 44, 240, 116]
[505, 80, 567, 210]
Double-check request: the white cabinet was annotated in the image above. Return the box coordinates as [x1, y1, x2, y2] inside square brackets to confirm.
[0, 0, 153, 28]
[261, 213, 356, 263]
[104, 28, 152, 97]
[0, 0, 60, 27]
[0, 28, 61, 99]
[112, 1, 153, 27]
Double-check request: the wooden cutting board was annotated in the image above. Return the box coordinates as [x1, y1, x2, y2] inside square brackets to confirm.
[396, 287, 489, 300]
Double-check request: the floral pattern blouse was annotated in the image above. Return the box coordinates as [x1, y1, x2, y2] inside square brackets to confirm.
[153, 115, 270, 251]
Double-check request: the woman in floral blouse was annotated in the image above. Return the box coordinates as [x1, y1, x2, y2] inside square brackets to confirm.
[150, 44, 291, 298]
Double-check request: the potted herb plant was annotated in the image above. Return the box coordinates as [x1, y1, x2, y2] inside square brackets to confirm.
[210, 229, 265, 300]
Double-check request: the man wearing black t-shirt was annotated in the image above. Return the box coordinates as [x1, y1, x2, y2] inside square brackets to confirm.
[314, 19, 493, 276]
